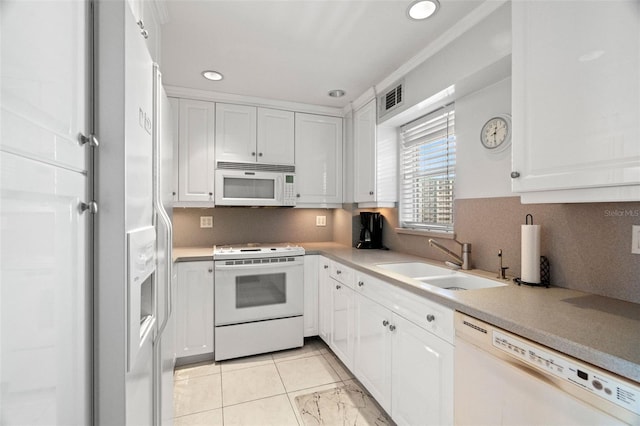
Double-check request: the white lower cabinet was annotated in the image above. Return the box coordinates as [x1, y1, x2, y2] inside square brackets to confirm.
[175, 261, 214, 358]
[318, 261, 454, 425]
[318, 258, 332, 343]
[303, 255, 319, 337]
[391, 313, 453, 426]
[329, 277, 355, 370]
[354, 294, 393, 413]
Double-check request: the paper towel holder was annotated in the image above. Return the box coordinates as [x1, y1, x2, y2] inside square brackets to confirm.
[514, 256, 550, 288]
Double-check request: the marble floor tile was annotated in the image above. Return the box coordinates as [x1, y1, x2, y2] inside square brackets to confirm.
[223, 394, 299, 426]
[220, 353, 274, 373]
[295, 382, 392, 426]
[287, 382, 342, 426]
[174, 408, 223, 426]
[221, 363, 286, 406]
[271, 339, 323, 362]
[173, 374, 223, 418]
[275, 354, 342, 392]
[322, 351, 354, 381]
[174, 360, 221, 380]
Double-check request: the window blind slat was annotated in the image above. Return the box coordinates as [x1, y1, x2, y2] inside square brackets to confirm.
[399, 103, 455, 233]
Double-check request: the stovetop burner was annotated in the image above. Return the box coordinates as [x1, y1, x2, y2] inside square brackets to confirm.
[213, 242, 305, 259]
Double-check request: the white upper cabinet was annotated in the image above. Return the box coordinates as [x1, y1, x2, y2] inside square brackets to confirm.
[216, 103, 294, 164]
[354, 100, 377, 203]
[295, 113, 343, 207]
[353, 99, 397, 207]
[1, 0, 88, 172]
[215, 103, 257, 163]
[512, 1, 640, 203]
[257, 107, 295, 164]
[178, 99, 215, 203]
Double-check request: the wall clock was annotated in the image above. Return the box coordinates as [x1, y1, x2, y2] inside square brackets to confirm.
[480, 114, 512, 152]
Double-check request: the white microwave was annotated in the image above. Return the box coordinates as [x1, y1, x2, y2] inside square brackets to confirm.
[214, 163, 296, 207]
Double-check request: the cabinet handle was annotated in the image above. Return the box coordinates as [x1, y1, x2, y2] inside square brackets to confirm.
[251, 152, 256, 156]
[209, 192, 213, 196]
[208, 268, 213, 273]
[78, 133, 99, 147]
[510, 171, 520, 179]
[296, 194, 300, 198]
[258, 152, 263, 157]
[358, 281, 364, 287]
[426, 314, 435, 322]
[389, 324, 396, 331]
[172, 191, 176, 196]
[369, 191, 374, 195]
[382, 320, 389, 327]
[140, 29, 149, 39]
[336, 270, 342, 275]
[79, 201, 98, 215]
[336, 284, 341, 290]
[324, 265, 329, 269]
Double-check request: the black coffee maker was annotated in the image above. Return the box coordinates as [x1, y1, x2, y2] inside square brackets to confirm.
[356, 212, 383, 249]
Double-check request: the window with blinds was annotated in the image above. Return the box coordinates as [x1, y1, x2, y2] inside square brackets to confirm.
[399, 104, 456, 233]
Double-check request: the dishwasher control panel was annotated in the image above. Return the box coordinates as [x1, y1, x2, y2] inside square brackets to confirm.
[493, 330, 640, 416]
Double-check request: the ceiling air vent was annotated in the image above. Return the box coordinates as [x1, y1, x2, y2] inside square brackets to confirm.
[379, 80, 404, 119]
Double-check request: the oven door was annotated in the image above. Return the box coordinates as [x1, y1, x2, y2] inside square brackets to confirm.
[214, 256, 304, 326]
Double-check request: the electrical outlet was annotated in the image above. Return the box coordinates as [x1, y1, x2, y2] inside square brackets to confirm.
[200, 216, 213, 228]
[316, 215, 326, 227]
[632, 225, 640, 254]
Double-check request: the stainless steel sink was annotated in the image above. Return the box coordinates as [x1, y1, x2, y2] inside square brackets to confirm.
[418, 274, 507, 291]
[376, 262, 453, 278]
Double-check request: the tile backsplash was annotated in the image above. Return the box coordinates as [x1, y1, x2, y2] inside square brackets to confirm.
[172, 207, 334, 247]
[373, 197, 640, 304]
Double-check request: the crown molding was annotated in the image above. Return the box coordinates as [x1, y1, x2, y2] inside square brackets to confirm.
[165, 85, 344, 117]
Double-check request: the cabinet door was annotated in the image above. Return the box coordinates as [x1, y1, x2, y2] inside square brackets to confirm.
[329, 279, 355, 369]
[354, 293, 393, 413]
[294, 113, 343, 206]
[303, 255, 319, 337]
[175, 261, 214, 358]
[391, 314, 453, 426]
[258, 107, 295, 165]
[169, 97, 180, 202]
[318, 258, 332, 343]
[512, 1, 640, 202]
[354, 100, 376, 203]
[215, 103, 257, 163]
[178, 99, 215, 202]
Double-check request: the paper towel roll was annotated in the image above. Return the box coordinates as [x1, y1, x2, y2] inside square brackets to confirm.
[521, 224, 541, 284]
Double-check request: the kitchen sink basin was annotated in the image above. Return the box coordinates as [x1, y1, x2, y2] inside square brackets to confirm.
[376, 262, 453, 278]
[418, 274, 507, 291]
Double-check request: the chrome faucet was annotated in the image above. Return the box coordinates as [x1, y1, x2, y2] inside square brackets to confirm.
[428, 238, 472, 270]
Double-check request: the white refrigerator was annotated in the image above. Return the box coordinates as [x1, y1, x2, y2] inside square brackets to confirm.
[95, 2, 174, 425]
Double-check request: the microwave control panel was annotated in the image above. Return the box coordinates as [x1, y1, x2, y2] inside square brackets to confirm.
[283, 174, 296, 206]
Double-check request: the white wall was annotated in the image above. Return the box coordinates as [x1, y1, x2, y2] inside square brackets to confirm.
[455, 77, 512, 199]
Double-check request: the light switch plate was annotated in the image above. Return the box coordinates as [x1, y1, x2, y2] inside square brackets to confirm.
[200, 216, 213, 228]
[632, 225, 640, 254]
[316, 215, 326, 227]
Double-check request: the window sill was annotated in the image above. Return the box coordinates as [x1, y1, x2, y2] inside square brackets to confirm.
[395, 228, 457, 240]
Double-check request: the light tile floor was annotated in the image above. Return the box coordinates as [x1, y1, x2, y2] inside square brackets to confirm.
[173, 337, 358, 426]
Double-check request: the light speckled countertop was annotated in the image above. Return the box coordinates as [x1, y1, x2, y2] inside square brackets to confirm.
[173, 242, 640, 383]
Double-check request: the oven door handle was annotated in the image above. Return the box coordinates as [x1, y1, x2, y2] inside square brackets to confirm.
[214, 260, 303, 271]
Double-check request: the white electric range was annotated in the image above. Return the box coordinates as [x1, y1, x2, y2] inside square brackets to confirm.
[212, 243, 305, 360]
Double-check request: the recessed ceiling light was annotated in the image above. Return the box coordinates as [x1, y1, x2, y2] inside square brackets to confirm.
[328, 89, 346, 98]
[202, 70, 223, 81]
[407, 0, 440, 20]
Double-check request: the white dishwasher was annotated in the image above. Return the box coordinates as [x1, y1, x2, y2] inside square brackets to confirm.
[454, 312, 640, 425]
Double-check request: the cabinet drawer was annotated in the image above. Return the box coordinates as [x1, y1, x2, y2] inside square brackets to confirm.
[330, 261, 354, 288]
[356, 272, 454, 345]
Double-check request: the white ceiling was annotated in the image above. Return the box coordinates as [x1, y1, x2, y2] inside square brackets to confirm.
[160, 0, 484, 108]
